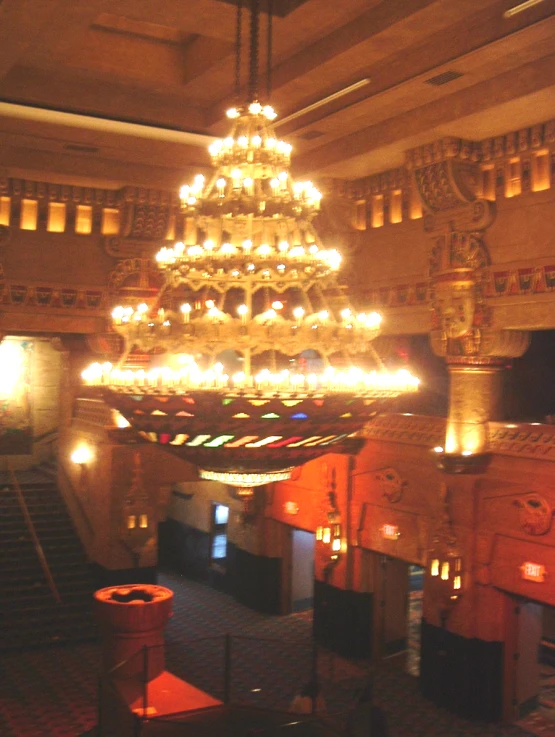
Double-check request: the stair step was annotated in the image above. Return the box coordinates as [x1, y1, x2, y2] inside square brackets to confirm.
[0, 477, 98, 653]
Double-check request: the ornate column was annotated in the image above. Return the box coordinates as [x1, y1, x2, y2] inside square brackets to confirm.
[408, 138, 531, 721]
[407, 137, 530, 470]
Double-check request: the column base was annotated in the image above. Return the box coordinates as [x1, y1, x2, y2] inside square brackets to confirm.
[313, 579, 373, 659]
[420, 618, 503, 721]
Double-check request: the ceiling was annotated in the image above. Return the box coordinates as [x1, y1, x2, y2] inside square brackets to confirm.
[0, 0, 554, 189]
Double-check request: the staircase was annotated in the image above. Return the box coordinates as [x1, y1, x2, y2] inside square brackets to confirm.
[0, 471, 97, 651]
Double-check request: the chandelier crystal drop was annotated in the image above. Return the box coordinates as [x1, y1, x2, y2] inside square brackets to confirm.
[81, 1, 419, 489]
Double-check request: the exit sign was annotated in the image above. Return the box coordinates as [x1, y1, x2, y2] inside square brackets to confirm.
[521, 561, 546, 582]
[381, 524, 399, 540]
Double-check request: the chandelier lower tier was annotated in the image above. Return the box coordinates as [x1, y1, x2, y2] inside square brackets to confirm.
[85, 385, 402, 482]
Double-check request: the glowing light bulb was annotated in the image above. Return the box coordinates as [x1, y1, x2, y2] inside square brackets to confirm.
[226, 107, 240, 118]
[180, 303, 191, 323]
[249, 102, 262, 114]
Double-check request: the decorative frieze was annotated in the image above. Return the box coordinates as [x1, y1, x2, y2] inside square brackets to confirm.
[488, 422, 555, 461]
[0, 283, 108, 312]
[362, 414, 445, 447]
[362, 415, 555, 463]
[361, 260, 555, 311]
[328, 118, 555, 231]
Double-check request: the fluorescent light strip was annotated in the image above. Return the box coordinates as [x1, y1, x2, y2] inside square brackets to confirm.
[274, 79, 371, 127]
[503, 0, 544, 18]
[0, 102, 215, 147]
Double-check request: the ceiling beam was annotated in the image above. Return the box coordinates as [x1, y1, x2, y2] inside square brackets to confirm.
[278, 3, 555, 136]
[205, 0, 439, 124]
[293, 51, 555, 176]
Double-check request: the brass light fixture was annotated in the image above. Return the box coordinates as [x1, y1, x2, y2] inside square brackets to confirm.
[82, 0, 418, 493]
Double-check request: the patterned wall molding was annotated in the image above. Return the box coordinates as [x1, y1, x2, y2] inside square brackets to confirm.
[363, 415, 555, 463]
[362, 414, 445, 447]
[360, 258, 555, 311]
[488, 422, 555, 461]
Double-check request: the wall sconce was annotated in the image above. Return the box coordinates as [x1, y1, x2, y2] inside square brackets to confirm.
[316, 466, 344, 578]
[71, 445, 92, 497]
[428, 547, 463, 608]
[121, 453, 155, 566]
[316, 520, 342, 561]
[427, 482, 463, 624]
[71, 445, 92, 466]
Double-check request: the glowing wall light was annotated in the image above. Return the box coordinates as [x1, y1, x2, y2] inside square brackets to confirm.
[71, 445, 93, 465]
[0, 339, 25, 399]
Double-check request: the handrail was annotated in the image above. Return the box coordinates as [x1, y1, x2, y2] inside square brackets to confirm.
[33, 428, 58, 445]
[58, 459, 95, 538]
[8, 463, 61, 603]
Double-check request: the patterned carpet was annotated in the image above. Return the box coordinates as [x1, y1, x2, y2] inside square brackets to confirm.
[0, 570, 544, 737]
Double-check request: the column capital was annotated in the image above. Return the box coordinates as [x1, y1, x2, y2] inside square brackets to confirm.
[432, 328, 530, 361]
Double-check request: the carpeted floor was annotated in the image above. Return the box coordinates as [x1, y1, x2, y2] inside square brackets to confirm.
[0, 570, 545, 737]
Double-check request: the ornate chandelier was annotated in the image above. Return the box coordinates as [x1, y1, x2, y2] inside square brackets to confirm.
[82, 0, 418, 490]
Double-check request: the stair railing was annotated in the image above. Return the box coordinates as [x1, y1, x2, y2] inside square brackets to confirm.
[8, 463, 61, 604]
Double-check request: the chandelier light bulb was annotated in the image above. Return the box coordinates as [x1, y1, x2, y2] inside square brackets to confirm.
[226, 107, 240, 118]
[249, 101, 262, 114]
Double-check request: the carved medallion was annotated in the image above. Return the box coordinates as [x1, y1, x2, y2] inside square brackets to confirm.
[513, 494, 554, 536]
[375, 467, 406, 503]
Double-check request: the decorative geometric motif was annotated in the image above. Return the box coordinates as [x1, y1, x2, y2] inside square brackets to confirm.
[92, 387, 387, 472]
[361, 413, 445, 447]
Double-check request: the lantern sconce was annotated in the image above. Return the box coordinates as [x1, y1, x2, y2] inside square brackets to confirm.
[316, 520, 342, 562]
[427, 482, 464, 625]
[428, 547, 464, 624]
[316, 465, 344, 578]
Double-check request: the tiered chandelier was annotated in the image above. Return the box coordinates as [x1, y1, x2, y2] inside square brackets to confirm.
[82, 0, 418, 490]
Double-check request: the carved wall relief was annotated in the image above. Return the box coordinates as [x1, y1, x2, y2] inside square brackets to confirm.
[513, 493, 554, 536]
[375, 467, 407, 503]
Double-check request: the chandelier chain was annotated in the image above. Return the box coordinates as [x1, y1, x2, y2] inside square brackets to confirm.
[266, 0, 273, 100]
[234, 0, 243, 102]
[248, 0, 260, 102]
